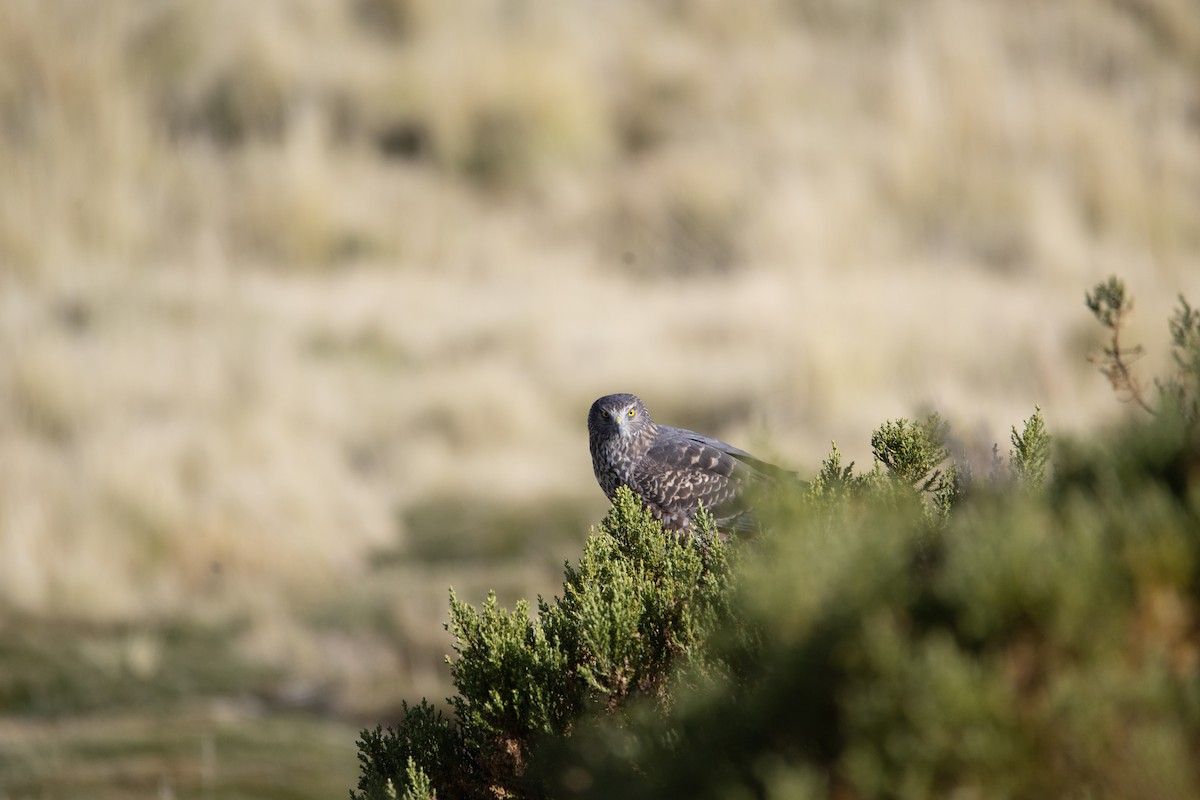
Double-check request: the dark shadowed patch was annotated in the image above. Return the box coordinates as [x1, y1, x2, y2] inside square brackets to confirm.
[388, 494, 598, 566]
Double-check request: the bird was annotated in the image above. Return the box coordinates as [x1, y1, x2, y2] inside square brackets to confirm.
[587, 393, 790, 535]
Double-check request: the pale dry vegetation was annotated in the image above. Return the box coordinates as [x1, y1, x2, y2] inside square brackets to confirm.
[1, 0, 1199, 795]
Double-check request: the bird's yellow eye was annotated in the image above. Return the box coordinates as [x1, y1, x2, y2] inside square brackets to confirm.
[627, 408, 636, 417]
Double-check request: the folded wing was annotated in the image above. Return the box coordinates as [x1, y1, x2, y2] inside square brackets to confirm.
[633, 426, 782, 533]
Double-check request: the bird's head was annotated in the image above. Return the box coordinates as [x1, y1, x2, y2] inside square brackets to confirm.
[588, 393, 652, 440]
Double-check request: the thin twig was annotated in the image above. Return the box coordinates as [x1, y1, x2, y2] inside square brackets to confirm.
[1089, 301, 1156, 415]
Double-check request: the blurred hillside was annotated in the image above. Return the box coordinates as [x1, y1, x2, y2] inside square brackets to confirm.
[1, 0, 1199, 796]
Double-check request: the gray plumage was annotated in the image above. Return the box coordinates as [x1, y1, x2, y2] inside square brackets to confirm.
[587, 393, 786, 534]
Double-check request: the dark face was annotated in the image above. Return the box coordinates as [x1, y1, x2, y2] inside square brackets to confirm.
[588, 393, 650, 440]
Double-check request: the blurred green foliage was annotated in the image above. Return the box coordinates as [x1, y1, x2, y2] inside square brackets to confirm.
[547, 408, 1200, 800]
[0, 615, 271, 716]
[356, 282, 1200, 800]
[0, 710, 361, 800]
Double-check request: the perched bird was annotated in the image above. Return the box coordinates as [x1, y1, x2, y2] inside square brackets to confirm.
[588, 393, 790, 534]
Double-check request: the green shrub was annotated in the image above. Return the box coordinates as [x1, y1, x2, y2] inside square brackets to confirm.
[1009, 406, 1051, 489]
[352, 488, 732, 800]
[539, 408, 1200, 800]
[356, 279, 1200, 800]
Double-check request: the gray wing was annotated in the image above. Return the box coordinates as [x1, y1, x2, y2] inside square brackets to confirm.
[633, 426, 778, 532]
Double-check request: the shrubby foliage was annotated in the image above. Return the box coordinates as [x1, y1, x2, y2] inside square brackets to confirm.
[548, 410, 1200, 799]
[354, 489, 731, 800]
[1009, 406, 1050, 488]
[355, 279, 1199, 800]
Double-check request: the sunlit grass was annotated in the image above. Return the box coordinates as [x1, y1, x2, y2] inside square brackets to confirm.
[2, 0, 1200, 796]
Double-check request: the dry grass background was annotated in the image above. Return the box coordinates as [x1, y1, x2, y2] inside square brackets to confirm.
[2, 0, 1199, 796]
